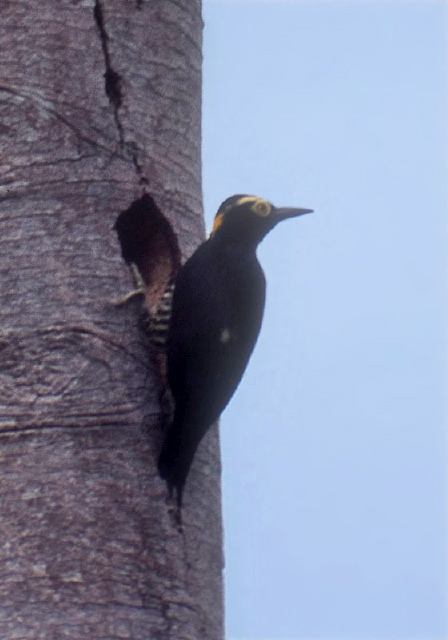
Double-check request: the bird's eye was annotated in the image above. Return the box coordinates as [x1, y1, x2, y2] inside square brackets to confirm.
[253, 200, 271, 217]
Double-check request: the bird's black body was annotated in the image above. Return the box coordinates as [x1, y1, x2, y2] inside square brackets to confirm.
[157, 195, 312, 506]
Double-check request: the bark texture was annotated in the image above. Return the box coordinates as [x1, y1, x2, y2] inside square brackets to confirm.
[0, 1, 224, 638]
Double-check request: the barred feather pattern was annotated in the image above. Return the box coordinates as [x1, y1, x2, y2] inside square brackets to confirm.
[145, 281, 176, 426]
[147, 282, 175, 351]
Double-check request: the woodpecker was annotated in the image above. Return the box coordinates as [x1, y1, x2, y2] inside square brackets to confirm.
[158, 195, 312, 507]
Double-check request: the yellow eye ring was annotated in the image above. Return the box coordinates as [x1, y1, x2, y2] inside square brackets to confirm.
[253, 200, 271, 217]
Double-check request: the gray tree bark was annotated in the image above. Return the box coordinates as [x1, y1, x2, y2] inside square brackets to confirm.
[0, 1, 224, 638]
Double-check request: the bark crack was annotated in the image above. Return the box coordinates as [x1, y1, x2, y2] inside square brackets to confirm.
[94, 0, 124, 145]
[93, 0, 148, 183]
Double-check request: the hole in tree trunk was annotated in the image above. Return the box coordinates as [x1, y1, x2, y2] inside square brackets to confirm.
[115, 194, 181, 316]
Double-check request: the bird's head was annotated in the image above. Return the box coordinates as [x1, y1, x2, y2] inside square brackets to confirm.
[210, 195, 312, 246]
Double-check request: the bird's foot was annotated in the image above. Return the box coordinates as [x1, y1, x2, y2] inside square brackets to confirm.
[111, 263, 146, 305]
[111, 288, 144, 306]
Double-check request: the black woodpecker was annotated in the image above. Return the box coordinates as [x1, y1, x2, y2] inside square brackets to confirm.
[158, 195, 312, 507]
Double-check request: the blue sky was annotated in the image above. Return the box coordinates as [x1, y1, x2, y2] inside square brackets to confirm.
[202, 2, 447, 639]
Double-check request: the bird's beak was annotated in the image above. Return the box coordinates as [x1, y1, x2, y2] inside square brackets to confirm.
[273, 207, 313, 223]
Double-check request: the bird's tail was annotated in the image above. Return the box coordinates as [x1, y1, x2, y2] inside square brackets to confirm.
[157, 418, 202, 508]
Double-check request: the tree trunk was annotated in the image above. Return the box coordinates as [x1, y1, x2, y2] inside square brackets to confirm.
[0, 1, 224, 638]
